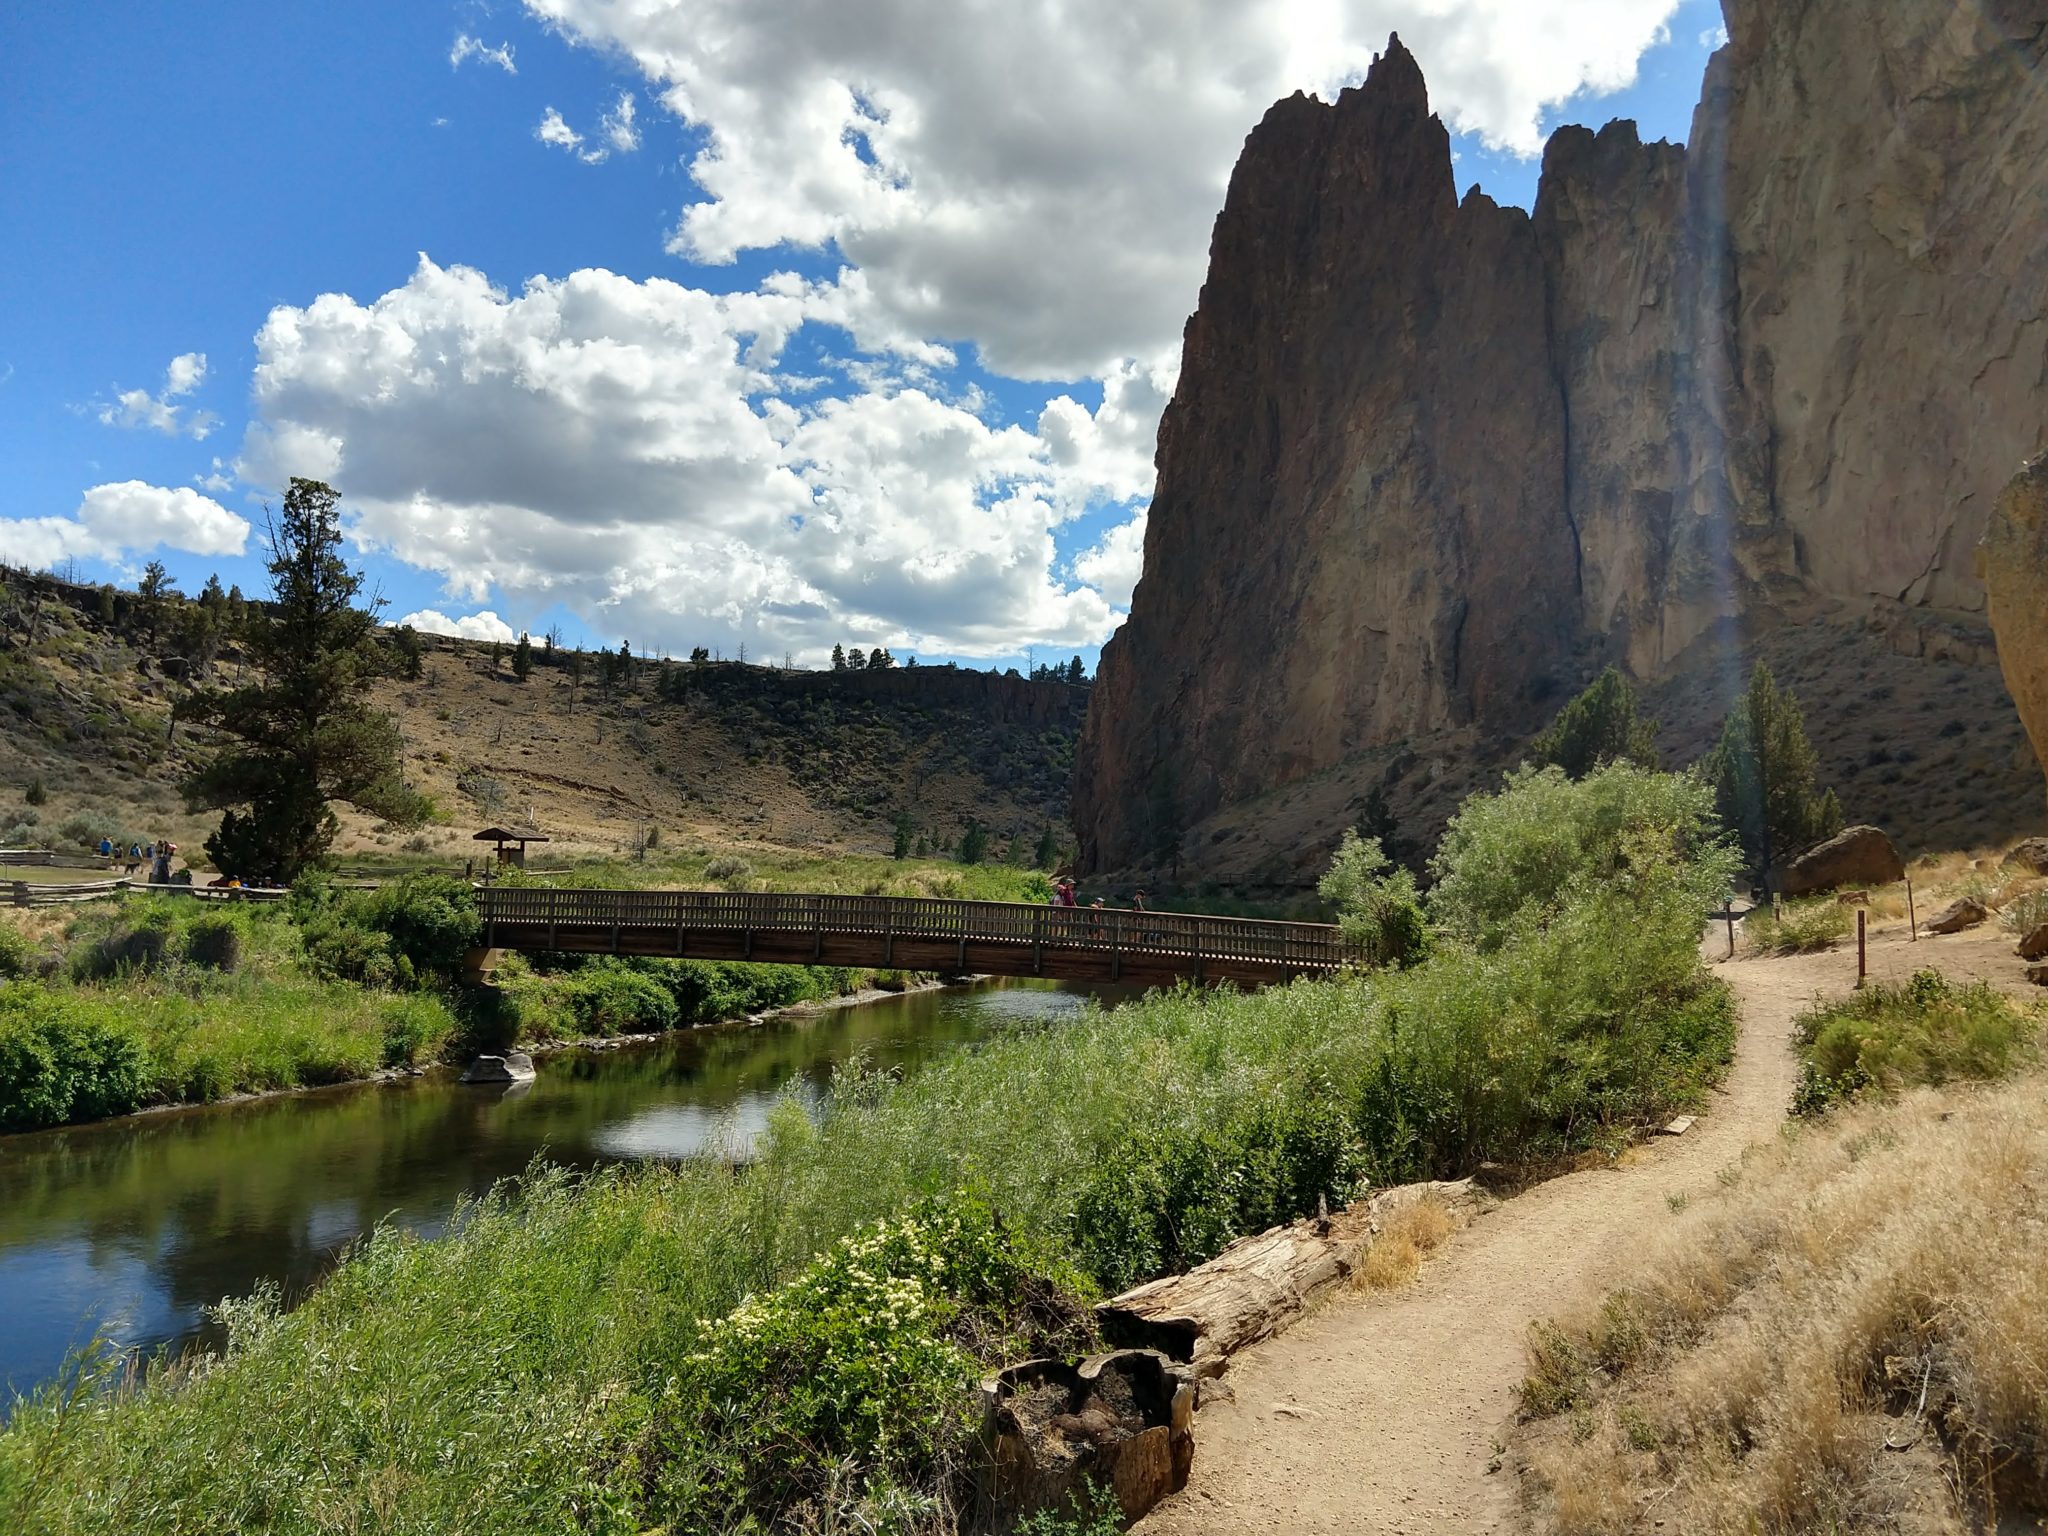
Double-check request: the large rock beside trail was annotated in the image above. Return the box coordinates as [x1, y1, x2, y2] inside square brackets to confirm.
[1926, 897, 1992, 935]
[1986, 452, 2048, 808]
[2004, 837, 2048, 876]
[1779, 826, 1905, 898]
[2017, 924, 2048, 963]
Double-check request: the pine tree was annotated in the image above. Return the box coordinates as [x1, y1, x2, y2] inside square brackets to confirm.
[512, 632, 533, 680]
[831, 644, 847, 671]
[958, 819, 988, 865]
[1707, 661, 1844, 878]
[390, 624, 425, 681]
[892, 811, 915, 860]
[177, 478, 427, 879]
[1067, 656, 1085, 684]
[1531, 666, 1660, 779]
[136, 560, 171, 648]
[1033, 824, 1060, 869]
[847, 647, 867, 670]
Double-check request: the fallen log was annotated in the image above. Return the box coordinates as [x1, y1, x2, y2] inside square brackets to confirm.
[1096, 1180, 1479, 1377]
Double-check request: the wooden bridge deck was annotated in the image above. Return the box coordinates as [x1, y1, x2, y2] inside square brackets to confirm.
[476, 886, 1357, 987]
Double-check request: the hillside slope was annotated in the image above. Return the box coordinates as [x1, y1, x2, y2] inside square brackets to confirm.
[0, 570, 1085, 869]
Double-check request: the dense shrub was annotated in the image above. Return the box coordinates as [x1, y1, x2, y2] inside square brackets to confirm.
[69, 907, 175, 981]
[298, 914, 395, 987]
[1744, 897, 1852, 955]
[0, 925, 33, 980]
[1318, 830, 1427, 968]
[350, 875, 479, 981]
[1429, 764, 1736, 953]
[0, 985, 152, 1130]
[182, 914, 242, 971]
[378, 994, 457, 1068]
[651, 1195, 1084, 1527]
[1792, 968, 2037, 1113]
[703, 854, 752, 885]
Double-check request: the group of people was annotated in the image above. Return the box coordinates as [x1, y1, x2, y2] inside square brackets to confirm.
[98, 836, 178, 883]
[1049, 877, 1148, 914]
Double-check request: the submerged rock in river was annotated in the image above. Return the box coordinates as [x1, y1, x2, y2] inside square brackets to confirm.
[459, 1051, 537, 1084]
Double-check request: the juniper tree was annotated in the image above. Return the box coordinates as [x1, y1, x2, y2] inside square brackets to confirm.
[1707, 661, 1843, 878]
[176, 477, 427, 879]
[1531, 666, 1660, 780]
[512, 631, 533, 680]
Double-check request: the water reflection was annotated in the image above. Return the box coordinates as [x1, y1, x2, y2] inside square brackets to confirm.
[0, 980, 1111, 1403]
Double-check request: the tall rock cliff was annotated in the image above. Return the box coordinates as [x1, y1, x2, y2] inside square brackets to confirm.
[1075, 3, 2048, 878]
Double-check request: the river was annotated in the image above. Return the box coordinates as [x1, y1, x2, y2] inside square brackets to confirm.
[0, 979, 1117, 1406]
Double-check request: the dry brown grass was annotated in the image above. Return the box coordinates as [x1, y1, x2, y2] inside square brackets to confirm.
[1515, 1071, 2048, 1534]
[1356, 1190, 1456, 1291]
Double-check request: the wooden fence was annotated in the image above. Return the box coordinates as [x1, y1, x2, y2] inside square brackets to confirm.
[476, 886, 1356, 986]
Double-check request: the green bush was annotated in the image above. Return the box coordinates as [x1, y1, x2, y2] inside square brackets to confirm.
[560, 962, 679, 1036]
[1792, 969, 2038, 1113]
[378, 994, 456, 1068]
[350, 875, 478, 981]
[1318, 830, 1427, 967]
[298, 915, 395, 987]
[0, 985, 152, 1131]
[183, 914, 242, 972]
[69, 907, 177, 981]
[1429, 763, 1737, 953]
[650, 1194, 1082, 1528]
[1745, 897, 1851, 955]
[0, 925, 34, 980]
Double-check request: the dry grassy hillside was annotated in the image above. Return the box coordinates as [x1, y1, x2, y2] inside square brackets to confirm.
[0, 571, 1086, 871]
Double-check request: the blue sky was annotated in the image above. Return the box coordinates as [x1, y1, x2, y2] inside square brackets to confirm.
[0, 0, 1727, 672]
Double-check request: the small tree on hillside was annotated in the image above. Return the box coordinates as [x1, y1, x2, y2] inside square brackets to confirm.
[177, 477, 428, 879]
[1707, 661, 1843, 879]
[958, 820, 988, 865]
[390, 624, 425, 681]
[892, 811, 915, 861]
[1531, 666, 1660, 779]
[1033, 824, 1060, 869]
[512, 631, 533, 680]
[831, 644, 847, 671]
[136, 560, 171, 648]
[1067, 656, 1085, 685]
[847, 646, 867, 670]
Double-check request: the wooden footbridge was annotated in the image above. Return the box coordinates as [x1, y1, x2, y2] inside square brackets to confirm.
[476, 887, 1358, 987]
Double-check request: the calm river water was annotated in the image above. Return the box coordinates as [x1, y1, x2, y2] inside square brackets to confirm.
[0, 979, 1115, 1404]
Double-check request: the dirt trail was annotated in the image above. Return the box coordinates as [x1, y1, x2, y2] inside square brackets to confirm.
[1137, 936, 1896, 1536]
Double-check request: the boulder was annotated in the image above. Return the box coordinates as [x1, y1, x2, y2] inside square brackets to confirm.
[981, 1350, 1194, 1524]
[458, 1051, 536, 1084]
[2005, 837, 2048, 875]
[2018, 923, 2048, 962]
[1779, 826, 1905, 898]
[1925, 897, 1991, 935]
[1985, 453, 2048, 809]
[2029, 963, 2048, 987]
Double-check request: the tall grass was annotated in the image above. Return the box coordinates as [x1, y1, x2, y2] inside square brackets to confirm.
[1518, 1063, 2048, 1533]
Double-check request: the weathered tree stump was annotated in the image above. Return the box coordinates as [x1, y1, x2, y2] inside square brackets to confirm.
[981, 1349, 1194, 1524]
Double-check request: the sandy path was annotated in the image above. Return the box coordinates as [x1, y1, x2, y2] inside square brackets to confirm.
[1136, 933, 1899, 1536]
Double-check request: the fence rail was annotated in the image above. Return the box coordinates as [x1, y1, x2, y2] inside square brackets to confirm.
[476, 886, 1356, 986]
[7, 878, 288, 908]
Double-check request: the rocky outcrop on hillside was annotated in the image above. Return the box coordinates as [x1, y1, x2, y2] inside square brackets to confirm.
[1985, 451, 2048, 804]
[1075, 5, 2048, 877]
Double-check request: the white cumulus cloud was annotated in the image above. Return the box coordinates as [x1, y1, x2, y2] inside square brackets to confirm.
[94, 351, 217, 439]
[524, 0, 1682, 379]
[538, 93, 643, 163]
[1073, 509, 1148, 612]
[450, 34, 517, 73]
[395, 608, 519, 642]
[0, 481, 248, 569]
[234, 257, 1146, 661]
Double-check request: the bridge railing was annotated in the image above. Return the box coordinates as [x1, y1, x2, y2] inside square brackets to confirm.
[476, 886, 1358, 971]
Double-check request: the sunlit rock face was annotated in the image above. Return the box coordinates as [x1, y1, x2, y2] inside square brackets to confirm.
[1986, 452, 2048, 807]
[1075, 6, 2048, 876]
